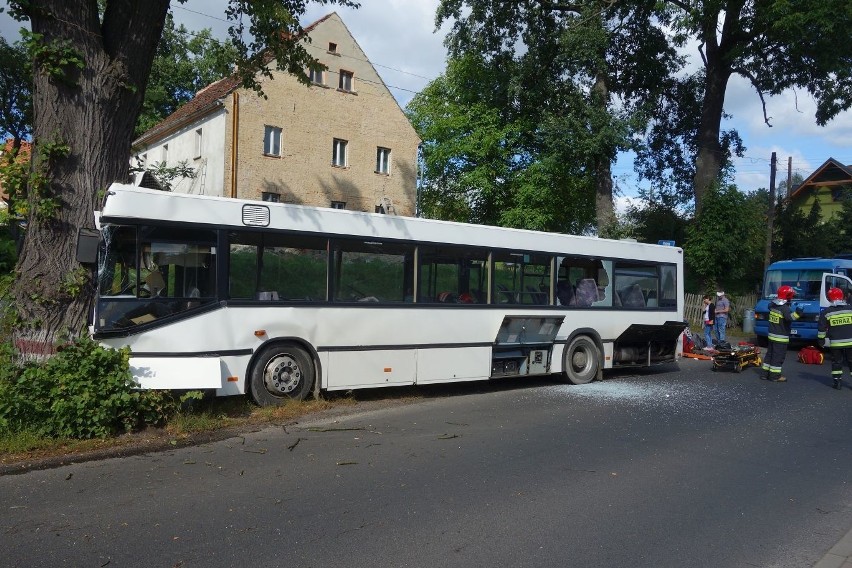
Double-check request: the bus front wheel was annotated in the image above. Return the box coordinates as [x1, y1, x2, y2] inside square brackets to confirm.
[251, 343, 315, 405]
[563, 336, 600, 385]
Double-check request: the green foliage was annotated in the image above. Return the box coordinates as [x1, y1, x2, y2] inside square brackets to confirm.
[773, 194, 842, 260]
[136, 14, 240, 137]
[0, 37, 32, 142]
[60, 266, 90, 299]
[622, 201, 690, 246]
[658, 0, 852, 208]
[21, 30, 85, 86]
[131, 159, 198, 192]
[0, 337, 178, 439]
[429, 0, 683, 229]
[684, 184, 767, 292]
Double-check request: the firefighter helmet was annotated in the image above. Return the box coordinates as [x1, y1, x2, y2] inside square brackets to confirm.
[777, 285, 795, 301]
[828, 287, 844, 302]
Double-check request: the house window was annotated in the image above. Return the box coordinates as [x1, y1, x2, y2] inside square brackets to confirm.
[376, 147, 391, 174]
[264, 125, 282, 156]
[194, 129, 202, 159]
[332, 138, 348, 167]
[338, 70, 354, 92]
[328, 42, 338, 54]
[161, 144, 168, 164]
[331, 201, 346, 209]
[309, 68, 324, 85]
[262, 192, 280, 203]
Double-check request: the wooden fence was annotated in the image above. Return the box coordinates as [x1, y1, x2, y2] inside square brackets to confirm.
[684, 292, 758, 330]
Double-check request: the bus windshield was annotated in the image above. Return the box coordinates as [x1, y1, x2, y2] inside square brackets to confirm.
[96, 225, 218, 330]
[762, 269, 824, 301]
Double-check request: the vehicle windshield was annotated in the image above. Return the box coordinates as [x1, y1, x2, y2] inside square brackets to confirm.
[762, 269, 824, 301]
[95, 224, 217, 331]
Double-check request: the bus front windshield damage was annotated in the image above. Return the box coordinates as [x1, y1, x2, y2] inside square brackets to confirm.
[95, 225, 217, 332]
[762, 269, 824, 301]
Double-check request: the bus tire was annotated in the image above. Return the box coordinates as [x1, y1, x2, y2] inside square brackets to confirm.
[250, 343, 315, 405]
[563, 336, 600, 385]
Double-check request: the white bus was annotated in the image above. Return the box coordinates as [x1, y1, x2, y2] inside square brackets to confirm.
[82, 183, 685, 405]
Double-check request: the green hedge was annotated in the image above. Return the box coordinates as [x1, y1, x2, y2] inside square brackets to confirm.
[0, 337, 177, 438]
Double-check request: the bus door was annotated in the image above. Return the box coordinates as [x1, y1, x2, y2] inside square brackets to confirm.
[820, 273, 852, 308]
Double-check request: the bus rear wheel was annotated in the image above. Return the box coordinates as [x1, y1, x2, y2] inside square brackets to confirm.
[251, 343, 315, 405]
[563, 336, 600, 385]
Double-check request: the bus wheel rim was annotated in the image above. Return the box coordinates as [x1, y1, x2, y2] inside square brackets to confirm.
[264, 355, 302, 395]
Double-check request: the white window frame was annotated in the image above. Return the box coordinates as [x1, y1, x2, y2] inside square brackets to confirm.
[332, 138, 348, 167]
[264, 125, 282, 157]
[376, 147, 391, 175]
[309, 68, 324, 85]
[330, 201, 346, 210]
[194, 129, 202, 159]
[338, 70, 354, 92]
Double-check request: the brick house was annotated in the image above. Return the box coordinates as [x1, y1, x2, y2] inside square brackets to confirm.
[132, 12, 421, 216]
[787, 157, 852, 222]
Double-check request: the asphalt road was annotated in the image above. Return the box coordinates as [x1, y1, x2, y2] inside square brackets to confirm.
[2, 352, 852, 568]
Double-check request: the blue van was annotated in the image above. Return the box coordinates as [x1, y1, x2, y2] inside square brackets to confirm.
[755, 257, 852, 344]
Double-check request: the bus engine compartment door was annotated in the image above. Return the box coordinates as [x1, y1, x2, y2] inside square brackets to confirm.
[613, 321, 687, 366]
[491, 316, 565, 377]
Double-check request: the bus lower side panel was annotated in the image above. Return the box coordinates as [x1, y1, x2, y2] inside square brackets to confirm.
[137, 334, 678, 396]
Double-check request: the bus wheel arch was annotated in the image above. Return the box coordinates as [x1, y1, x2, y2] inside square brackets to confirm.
[562, 332, 602, 385]
[248, 339, 318, 405]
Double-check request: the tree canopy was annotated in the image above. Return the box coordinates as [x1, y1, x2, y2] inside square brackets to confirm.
[430, 0, 682, 233]
[0, 36, 32, 147]
[135, 13, 238, 138]
[661, 0, 852, 210]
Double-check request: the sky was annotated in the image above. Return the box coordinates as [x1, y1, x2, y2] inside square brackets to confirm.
[2, 0, 850, 207]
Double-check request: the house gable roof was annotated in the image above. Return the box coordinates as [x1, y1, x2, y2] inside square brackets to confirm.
[789, 157, 852, 200]
[134, 12, 338, 147]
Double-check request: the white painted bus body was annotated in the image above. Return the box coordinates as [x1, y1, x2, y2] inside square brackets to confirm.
[93, 184, 685, 396]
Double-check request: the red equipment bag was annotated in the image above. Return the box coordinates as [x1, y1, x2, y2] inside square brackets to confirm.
[797, 345, 824, 365]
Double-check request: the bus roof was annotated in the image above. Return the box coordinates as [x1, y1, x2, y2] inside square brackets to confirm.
[99, 183, 683, 263]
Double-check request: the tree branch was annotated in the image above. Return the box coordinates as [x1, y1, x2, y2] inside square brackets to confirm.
[732, 65, 773, 126]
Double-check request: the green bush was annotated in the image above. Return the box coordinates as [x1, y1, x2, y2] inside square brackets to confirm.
[0, 337, 177, 438]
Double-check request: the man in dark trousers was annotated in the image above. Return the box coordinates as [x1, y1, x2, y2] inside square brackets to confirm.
[762, 285, 802, 382]
[817, 287, 852, 390]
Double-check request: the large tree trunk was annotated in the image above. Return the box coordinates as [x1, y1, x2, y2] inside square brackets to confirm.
[590, 72, 615, 232]
[691, 0, 742, 212]
[692, 61, 731, 213]
[12, 0, 169, 357]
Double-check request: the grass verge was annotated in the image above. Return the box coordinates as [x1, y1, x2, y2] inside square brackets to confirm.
[0, 389, 421, 471]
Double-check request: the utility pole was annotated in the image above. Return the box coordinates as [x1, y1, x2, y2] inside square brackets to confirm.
[764, 152, 778, 273]
[787, 156, 792, 198]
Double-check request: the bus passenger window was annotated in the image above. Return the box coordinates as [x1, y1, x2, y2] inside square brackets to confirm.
[333, 240, 413, 304]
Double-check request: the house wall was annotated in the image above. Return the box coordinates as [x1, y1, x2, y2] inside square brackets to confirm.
[792, 186, 846, 221]
[222, 13, 420, 215]
[134, 110, 227, 196]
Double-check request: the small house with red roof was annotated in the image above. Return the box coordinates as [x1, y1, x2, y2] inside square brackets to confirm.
[132, 12, 420, 215]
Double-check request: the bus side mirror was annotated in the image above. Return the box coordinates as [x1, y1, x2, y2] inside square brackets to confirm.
[75, 228, 99, 264]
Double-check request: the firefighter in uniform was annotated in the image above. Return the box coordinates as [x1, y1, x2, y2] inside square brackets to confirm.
[762, 285, 802, 382]
[817, 286, 852, 390]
